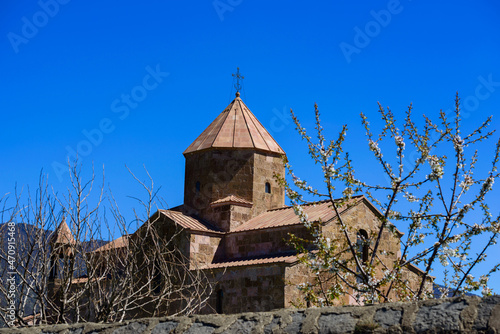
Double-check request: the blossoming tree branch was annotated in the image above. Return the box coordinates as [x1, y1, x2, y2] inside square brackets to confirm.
[275, 94, 500, 306]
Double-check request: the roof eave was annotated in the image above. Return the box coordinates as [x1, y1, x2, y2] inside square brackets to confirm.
[183, 146, 285, 157]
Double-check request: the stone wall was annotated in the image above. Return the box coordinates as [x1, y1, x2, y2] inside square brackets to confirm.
[209, 204, 253, 231]
[252, 152, 285, 216]
[204, 264, 287, 314]
[321, 199, 433, 299]
[183, 149, 285, 230]
[189, 232, 223, 267]
[224, 225, 310, 260]
[3, 296, 499, 333]
[183, 149, 256, 226]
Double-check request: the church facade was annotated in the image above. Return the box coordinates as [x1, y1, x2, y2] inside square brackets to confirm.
[49, 91, 428, 317]
[146, 91, 426, 313]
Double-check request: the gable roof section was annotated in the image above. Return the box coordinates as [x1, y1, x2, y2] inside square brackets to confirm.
[210, 195, 253, 208]
[183, 94, 285, 155]
[92, 235, 129, 253]
[90, 208, 223, 254]
[159, 207, 223, 233]
[232, 196, 365, 232]
[50, 217, 76, 245]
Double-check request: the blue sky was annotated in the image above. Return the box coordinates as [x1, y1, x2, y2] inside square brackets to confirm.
[2, 1, 500, 293]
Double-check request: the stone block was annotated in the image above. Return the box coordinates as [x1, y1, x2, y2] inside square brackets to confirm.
[318, 313, 357, 333]
[222, 318, 257, 334]
[373, 307, 402, 328]
[152, 321, 178, 334]
[112, 322, 147, 334]
[185, 322, 216, 334]
[284, 312, 305, 333]
[412, 299, 467, 333]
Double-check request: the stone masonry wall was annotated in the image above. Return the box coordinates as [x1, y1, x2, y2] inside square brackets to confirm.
[320, 200, 433, 300]
[4, 296, 499, 333]
[202, 265, 287, 315]
[322, 200, 402, 269]
[183, 149, 285, 231]
[209, 204, 253, 231]
[224, 225, 311, 260]
[183, 149, 254, 225]
[189, 232, 223, 267]
[252, 152, 285, 217]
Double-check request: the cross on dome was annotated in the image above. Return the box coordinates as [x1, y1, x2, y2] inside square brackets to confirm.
[232, 67, 244, 96]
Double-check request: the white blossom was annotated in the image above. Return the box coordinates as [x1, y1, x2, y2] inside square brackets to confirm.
[404, 192, 419, 202]
[323, 164, 336, 178]
[427, 155, 444, 180]
[343, 187, 354, 198]
[368, 139, 382, 158]
[293, 204, 311, 228]
[395, 135, 405, 154]
[459, 174, 474, 190]
[387, 210, 401, 219]
[482, 286, 492, 297]
[453, 135, 464, 154]
[484, 176, 495, 191]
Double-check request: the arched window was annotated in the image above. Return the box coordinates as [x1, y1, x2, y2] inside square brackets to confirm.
[357, 229, 369, 263]
[216, 289, 223, 314]
[195, 181, 201, 193]
[265, 182, 271, 194]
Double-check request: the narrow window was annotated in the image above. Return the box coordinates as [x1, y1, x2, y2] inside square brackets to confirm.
[49, 255, 56, 279]
[153, 267, 161, 294]
[357, 229, 369, 263]
[265, 182, 271, 194]
[195, 181, 201, 193]
[216, 289, 223, 314]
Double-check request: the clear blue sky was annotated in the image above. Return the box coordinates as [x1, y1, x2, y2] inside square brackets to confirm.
[1, 1, 500, 293]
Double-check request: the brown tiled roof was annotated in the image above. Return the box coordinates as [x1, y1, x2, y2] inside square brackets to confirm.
[159, 208, 223, 233]
[210, 195, 253, 208]
[232, 196, 365, 232]
[50, 218, 76, 245]
[183, 94, 285, 155]
[92, 235, 129, 253]
[72, 277, 90, 284]
[407, 262, 434, 278]
[199, 254, 298, 269]
[71, 276, 107, 284]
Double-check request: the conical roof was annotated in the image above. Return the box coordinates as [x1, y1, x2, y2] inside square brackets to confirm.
[50, 217, 76, 245]
[184, 93, 285, 155]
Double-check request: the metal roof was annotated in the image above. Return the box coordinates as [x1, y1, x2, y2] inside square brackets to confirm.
[232, 196, 365, 232]
[210, 195, 253, 208]
[159, 208, 223, 233]
[92, 235, 129, 252]
[49, 217, 76, 245]
[183, 94, 285, 155]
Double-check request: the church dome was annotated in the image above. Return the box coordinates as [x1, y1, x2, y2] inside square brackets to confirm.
[183, 93, 285, 156]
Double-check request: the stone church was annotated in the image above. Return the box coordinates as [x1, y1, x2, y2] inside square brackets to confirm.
[50, 90, 427, 317]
